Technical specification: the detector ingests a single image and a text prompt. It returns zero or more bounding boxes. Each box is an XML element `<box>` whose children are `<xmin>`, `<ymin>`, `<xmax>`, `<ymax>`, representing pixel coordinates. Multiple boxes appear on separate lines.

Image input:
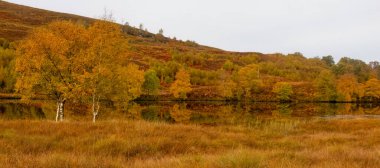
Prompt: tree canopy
<box><xmin>272</xmin><ymin>82</ymin><xmax>293</xmax><ymax>102</ymax></box>
<box><xmin>142</xmin><ymin>70</ymin><xmax>160</xmax><ymax>96</ymax></box>
<box><xmin>170</xmin><ymin>68</ymin><xmax>192</xmax><ymax>100</ymax></box>
<box><xmin>15</xmin><ymin>20</ymin><xmax>144</xmax><ymax>121</ymax></box>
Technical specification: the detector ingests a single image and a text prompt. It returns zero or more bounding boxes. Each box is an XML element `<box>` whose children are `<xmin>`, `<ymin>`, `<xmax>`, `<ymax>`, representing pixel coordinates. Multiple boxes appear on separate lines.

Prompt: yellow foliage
<box><xmin>336</xmin><ymin>74</ymin><xmax>359</xmax><ymax>101</ymax></box>
<box><xmin>218</xmin><ymin>78</ymin><xmax>237</xmax><ymax>99</ymax></box>
<box><xmin>272</xmin><ymin>82</ymin><xmax>293</xmax><ymax>101</ymax></box>
<box><xmin>236</xmin><ymin>64</ymin><xmax>262</xmax><ymax>99</ymax></box>
<box><xmin>170</xmin><ymin>69</ymin><xmax>192</xmax><ymax>99</ymax></box>
<box><xmin>16</xmin><ymin>21</ymin><xmax>88</xmax><ymax>100</ymax></box>
<box><xmin>15</xmin><ymin>20</ymin><xmax>144</xmax><ymax>121</ymax></box>
<box><xmin>170</xmin><ymin>104</ymin><xmax>192</xmax><ymax>123</ymax></box>
<box><xmin>15</xmin><ymin>20</ymin><xmax>133</xmax><ymax>103</ymax></box>
<box><xmin>111</xmin><ymin>64</ymin><xmax>145</xmax><ymax>103</ymax></box>
<box><xmin>364</xmin><ymin>78</ymin><xmax>380</xmax><ymax>99</ymax></box>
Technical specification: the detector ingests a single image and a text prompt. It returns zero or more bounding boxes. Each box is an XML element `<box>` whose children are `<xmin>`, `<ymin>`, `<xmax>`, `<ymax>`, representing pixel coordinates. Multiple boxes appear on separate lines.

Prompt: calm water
<box><xmin>1</xmin><ymin>100</ymin><xmax>380</xmax><ymax>124</ymax></box>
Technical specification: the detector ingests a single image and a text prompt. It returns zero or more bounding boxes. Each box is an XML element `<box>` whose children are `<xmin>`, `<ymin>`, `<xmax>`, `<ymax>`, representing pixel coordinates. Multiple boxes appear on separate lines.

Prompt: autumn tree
<box><xmin>16</xmin><ymin>20</ymin><xmax>143</xmax><ymax>122</ymax></box>
<box><xmin>314</xmin><ymin>70</ymin><xmax>337</xmax><ymax>101</ymax></box>
<box><xmin>81</xmin><ymin>20</ymin><xmax>131</xmax><ymax>122</ymax></box>
<box><xmin>334</xmin><ymin>57</ymin><xmax>371</xmax><ymax>82</ymax></box>
<box><xmin>218</xmin><ymin>79</ymin><xmax>237</xmax><ymax>100</ymax></box>
<box><xmin>142</xmin><ymin>69</ymin><xmax>160</xmax><ymax>96</ymax></box>
<box><xmin>0</xmin><ymin>46</ymin><xmax>16</xmax><ymax>92</ymax></box>
<box><xmin>16</xmin><ymin>21</ymin><xmax>89</xmax><ymax>121</ymax></box>
<box><xmin>336</xmin><ymin>74</ymin><xmax>359</xmax><ymax>102</ymax></box>
<box><xmin>152</xmin><ymin>61</ymin><xmax>181</xmax><ymax>83</ymax></box>
<box><xmin>170</xmin><ymin>68</ymin><xmax>192</xmax><ymax>100</ymax></box>
<box><xmin>217</xmin><ymin>69</ymin><xmax>236</xmax><ymax>100</ymax></box>
<box><xmin>272</xmin><ymin>82</ymin><xmax>293</xmax><ymax>102</ymax></box>
<box><xmin>235</xmin><ymin>64</ymin><xmax>262</xmax><ymax>100</ymax></box>
<box><xmin>369</xmin><ymin>61</ymin><xmax>380</xmax><ymax>79</ymax></box>
<box><xmin>363</xmin><ymin>78</ymin><xmax>380</xmax><ymax>101</ymax></box>
<box><xmin>222</xmin><ymin>60</ymin><xmax>234</xmax><ymax>71</ymax></box>
<box><xmin>109</xmin><ymin>64</ymin><xmax>145</xmax><ymax>105</ymax></box>
<box><xmin>321</xmin><ymin>55</ymin><xmax>335</xmax><ymax>67</ymax></box>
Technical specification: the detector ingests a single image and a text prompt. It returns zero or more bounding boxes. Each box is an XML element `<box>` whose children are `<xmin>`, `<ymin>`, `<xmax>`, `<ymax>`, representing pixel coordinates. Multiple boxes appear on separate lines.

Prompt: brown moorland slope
<box><xmin>0</xmin><ymin>1</ymin><xmax>231</xmax><ymax>69</ymax></box>
<box><xmin>0</xmin><ymin>1</ymin><xmax>335</xmax><ymax>101</ymax></box>
<box><xmin>1</xmin><ymin>1</ymin><xmax>379</xmax><ymax>102</ymax></box>
<box><xmin>0</xmin><ymin>1</ymin><xmax>97</xmax><ymax>41</ymax></box>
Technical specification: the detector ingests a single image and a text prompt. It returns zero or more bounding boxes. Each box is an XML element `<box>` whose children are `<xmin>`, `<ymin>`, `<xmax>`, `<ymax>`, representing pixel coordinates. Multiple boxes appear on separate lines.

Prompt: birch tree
<box><xmin>16</xmin><ymin>21</ymin><xmax>88</xmax><ymax>121</ymax></box>
<box><xmin>82</xmin><ymin>20</ymin><xmax>128</xmax><ymax>122</ymax></box>
<box><xmin>16</xmin><ymin>20</ymin><xmax>143</xmax><ymax>122</ymax></box>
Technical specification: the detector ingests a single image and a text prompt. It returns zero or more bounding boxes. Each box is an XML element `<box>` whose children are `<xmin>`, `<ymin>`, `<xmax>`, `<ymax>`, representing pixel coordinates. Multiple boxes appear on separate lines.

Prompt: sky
<box><xmin>6</xmin><ymin>0</ymin><xmax>380</xmax><ymax>63</ymax></box>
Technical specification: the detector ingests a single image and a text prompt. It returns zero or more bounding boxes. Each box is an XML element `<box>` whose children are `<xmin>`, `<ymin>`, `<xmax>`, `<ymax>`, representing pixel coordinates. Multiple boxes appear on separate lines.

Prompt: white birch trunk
<box><xmin>55</xmin><ymin>101</ymin><xmax>60</xmax><ymax>122</ymax></box>
<box><xmin>55</xmin><ymin>99</ymin><xmax>65</xmax><ymax>122</ymax></box>
<box><xmin>59</xmin><ymin>101</ymin><xmax>64</xmax><ymax>121</ymax></box>
<box><xmin>92</xmin><ymin>94</ymin><xmax>100</xmax><ymax>123</ymax></box>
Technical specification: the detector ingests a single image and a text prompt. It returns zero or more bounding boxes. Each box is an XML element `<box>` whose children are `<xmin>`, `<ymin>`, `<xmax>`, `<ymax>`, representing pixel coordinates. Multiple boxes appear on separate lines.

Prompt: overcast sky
<box><xmin>7</xmin><ymin>0</ymin><xmax>380</xmax><ymax>62</ymax></box>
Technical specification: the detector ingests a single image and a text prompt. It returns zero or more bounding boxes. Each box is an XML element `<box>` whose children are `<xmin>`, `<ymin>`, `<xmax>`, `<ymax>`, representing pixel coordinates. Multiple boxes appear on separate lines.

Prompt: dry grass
<box><xmin>0</xmin><ymin>118</ymin><xmax>379</xmax><ymax>167</ymax></box>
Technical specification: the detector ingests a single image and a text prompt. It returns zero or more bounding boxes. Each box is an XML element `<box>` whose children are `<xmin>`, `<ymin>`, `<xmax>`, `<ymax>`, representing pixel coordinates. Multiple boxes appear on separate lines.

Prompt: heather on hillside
<box><xmin>1</xmin><ymin>1</ymin><xmax>380</xmax><ymax>168</ymax></box>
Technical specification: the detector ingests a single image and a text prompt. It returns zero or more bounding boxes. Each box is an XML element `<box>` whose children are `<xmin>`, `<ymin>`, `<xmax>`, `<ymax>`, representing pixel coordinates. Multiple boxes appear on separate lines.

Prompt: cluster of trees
<box><xmin>0</xmin><ymin>38</ymin><xmax>16</xmax><ymax>93</ymax></box>
<box><xmin>15</xmin><ymin>20</ymin><xmax>149</xmax><ymax>122</ymax></box>
<box><xmin>12</xmin><ymin>20</ymin><xmax>195</xmax><ymax>122</ymax></box>
<box><xmin>121</xmin><ymin>22</ymin><xmax>169</xmax><ymax>43</ymax></box>
<box><xmin>314</xmin><ymin>56</ymin><xmax>380</xmax><ymax>102</ymax></box>
<box><xmin>2</xmin><ymin>19</ymin><xmax>380</xmax><ymax>123</ymax></box>
<box><xmin>217</xmin><ymin>64</ymin><xmax>263</xmax><ymax>100</ymax></box>
<box><xmin>152</xmin><ymin>61</ymin><xmax>181</xmax><ymax>83</ymax></box>
<box><xmin>215</xmin><ymin>55</ymin><xmax>380</xmax><ymax>102</ymax></box>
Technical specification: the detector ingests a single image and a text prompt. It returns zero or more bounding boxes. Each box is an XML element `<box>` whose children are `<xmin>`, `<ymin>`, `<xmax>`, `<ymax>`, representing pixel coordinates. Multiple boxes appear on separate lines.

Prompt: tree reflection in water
<box><xmin>170</xmin><ymin>104</ymin><xmax>192</xmax><ymax>123</ymax></box>
<box><xmin>1</xmin><ymin>100</ymin><xmax>380</xmax><ymax>124</ymax></box>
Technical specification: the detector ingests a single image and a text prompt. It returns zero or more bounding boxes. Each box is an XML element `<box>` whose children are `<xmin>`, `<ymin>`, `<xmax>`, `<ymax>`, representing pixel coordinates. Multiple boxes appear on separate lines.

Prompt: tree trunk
<box><xmin>55</xmin><ymin>101</ymin><xmax>59</xmax><ymax>122</ymax></box>
<box><xmin>59</xmin><ymin>101</ymin><xmax>64</xmax><ymax>121</ymax></box>
<box><xmin>55</xmin><ymin>98</ymin><xmax>66</xmax><ymax>122</ymax></box>
<box><xmin>92</xmin><ymin>94</ymin><xmax>100</xmax><ymax>123</ymax></box>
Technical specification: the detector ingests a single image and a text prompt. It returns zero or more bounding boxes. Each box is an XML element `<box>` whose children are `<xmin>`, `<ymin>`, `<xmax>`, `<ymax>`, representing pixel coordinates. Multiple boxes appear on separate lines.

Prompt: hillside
<box><xmin>0</xmin><ymin>1</ymin><xmax>221</xmax><ymax>51</ymax></box>
<box><xmin>1</xmin><ymin>1</ymin><xmax>380</xmax><ymax>102</ymax></box>
<box><xmin>0</xmin><ymin>1</ymin><xmax>97</xmax><ymax>41</ymax></box>
<box><xmin>0</xmin><ymin>1</ymin><xmax>228</xmax><ymax>67</ymax></box>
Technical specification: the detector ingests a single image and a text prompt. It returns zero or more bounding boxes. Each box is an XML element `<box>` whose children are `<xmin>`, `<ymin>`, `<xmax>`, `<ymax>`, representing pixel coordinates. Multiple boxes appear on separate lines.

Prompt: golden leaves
<box><xmin>218</xmin><ymin>78</ymin><xmax>237</xmax><ymax>99</ymax></box>
<box><xmin>236</xmin><ymin>64</ymin><xmax>262</xmax><ymax>99</ymax></box>
<box><xmin>15</xmin><ymin>20</ymin><xmax>137</xmax><ymax>103</ymax></box>
<box><xmin>336</xmin><ymin>74</ymin><xmax>359</xmax><ymax>101</ymax></box>
<box><xmin>170</xmin><ymin>69</ymin><xmax>192</xmax><ymax>99</ymax></box>
<box><xmin>364</xmin><ymin>78</ymin><xmax>380</xmax><ymax>99</ymax></box>
<box><xmin>272</xmin><ymin>82</ymin><xmax>293</xmax><ymax>101</ymax></box>
<box><xmin>110</xmin><ymin>64</ymin><xmax>145</xmax><ymax>103</ymax></box>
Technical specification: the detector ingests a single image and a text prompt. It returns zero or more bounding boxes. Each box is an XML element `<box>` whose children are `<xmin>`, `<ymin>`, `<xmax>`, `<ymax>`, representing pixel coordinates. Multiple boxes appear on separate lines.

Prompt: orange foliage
<box><xmin>170</xmin><ymin>69</ymin><xmax>192</xmax><ymax>99</ymax></box>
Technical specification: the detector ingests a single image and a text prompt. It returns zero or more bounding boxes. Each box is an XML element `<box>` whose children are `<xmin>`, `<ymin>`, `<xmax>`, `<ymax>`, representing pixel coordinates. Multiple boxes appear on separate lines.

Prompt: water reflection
<box><xmin>0</xmin><ymin>101</ymin><xmax>46</xmax><ymax>119</ymax></box>
<box><xmin>1</xmin><ymin>100</ymin><xmax>380</xmax><ymax>125</ymax></box>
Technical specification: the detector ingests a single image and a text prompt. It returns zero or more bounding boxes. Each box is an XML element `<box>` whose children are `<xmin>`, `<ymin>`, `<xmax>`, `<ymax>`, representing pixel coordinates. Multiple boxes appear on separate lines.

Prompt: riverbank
<box><xmin>0</xmin><ymin>93</ymin><xmax>20</xmax><ymax>99</ymax></box>
<box><xmin>0</xmin><ymin>119</ymin><xmax>379</xmax><ymax>167</ymax></box>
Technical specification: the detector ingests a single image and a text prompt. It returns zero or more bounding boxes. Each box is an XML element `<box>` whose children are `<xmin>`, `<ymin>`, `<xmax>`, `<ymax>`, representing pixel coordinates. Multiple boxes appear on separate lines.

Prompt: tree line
<box><xmin>1</xmin><ymin>20</ymin><xmax>380</xmax><ymax>122</ymax></box>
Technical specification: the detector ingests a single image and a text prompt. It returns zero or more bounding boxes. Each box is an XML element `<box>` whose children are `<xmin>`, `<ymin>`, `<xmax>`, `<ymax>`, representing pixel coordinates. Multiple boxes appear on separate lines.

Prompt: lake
<box><xmin>1</xmin><ymin>100</ymin><xmax>380</xmax><ymax>125</ymax></box>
